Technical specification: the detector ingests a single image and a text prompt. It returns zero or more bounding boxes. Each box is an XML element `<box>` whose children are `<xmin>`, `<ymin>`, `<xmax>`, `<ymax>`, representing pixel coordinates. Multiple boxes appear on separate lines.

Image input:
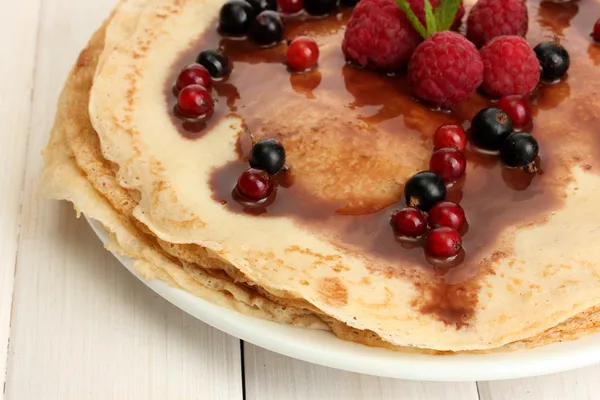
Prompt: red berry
<box><xmin>408</xmin><ymin>31</ymin><xmax>483</xmax><ymax>109</ymax></box>
<box><xmin>593</xmin><ymin>19</ymin><xmax>600</xmax><ymax>42</ymax></box>
<box><xmin>176</xmin><ymin>64</ymin><xmax>212</xmax><ymax>92</ymax></box>
<box><xmin>236</xmin><ymin>168</ymin><xmax>273</xmax><ymax>201</ymax></box>
<box><xmin>480</xmin><ymin>36</ymin><xmax>540</xmax><ymax>97</ymax></box>
<box><xmin>428</xmin><ymin>201</ymin><xmax>466</xmax><ymax>231</ymax></box>
<box><xmin>342</xmin><ymin>0</ymin><xmax>422</xmax><ymax>71</ymax></box>
<box><xmin>497</xmin><ymin>95</ymin><xmax>532</xmax><ymax>129</ymax></box>
<box><xmin>177</xmin><ymin>84</ymin><xmax>214</xmax><ymax>118</ymax></box>
<box><xmin>287</xmin><ymin>37</ymin><xmax>320</xmax><ymax>71</ymax></box>
<box><xmin>426</xmin><ymin>227</ymin><xmax>462</xmax><ymax>259</ymax></box>
<box><xmin>466</xmin><ymin>0</ymin><xmax>528</xmax><ymax>47</ymax></box>
<box><xmin>390</xmin><ymin>207</ymin><xmax>428</xmax><ymax>238</ymax></box>
<box><xmin>433</xmin><ymin>124</ymin><xmax>467</xmax><ymax>152</ymax></box>
<box><xmin>429</xmin><ymin>148</ymin><xmax>466</xmax><ymax>184</ymax></box>
<box><xmin>278</xmin><ymin>0</ymin><xmax>303</xmax><ymax>13</ymax></box>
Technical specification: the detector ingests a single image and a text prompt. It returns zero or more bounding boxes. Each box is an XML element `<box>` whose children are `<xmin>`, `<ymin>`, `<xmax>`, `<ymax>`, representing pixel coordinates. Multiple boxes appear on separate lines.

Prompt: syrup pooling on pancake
<box><xmin>164</xmin><ymin>0</ymin><xmax>600</xmax><ymax>327</ymax></box>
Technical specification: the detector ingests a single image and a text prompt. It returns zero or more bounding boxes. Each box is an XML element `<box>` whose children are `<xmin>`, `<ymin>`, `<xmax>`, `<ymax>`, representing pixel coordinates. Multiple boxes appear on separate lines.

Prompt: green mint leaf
<box><xmin>434</xmin><ymin>0</ymin><xmax>462</xmax><ymax>31</ymax></box>
<box><xmin>395</xmin><ymin>0</ymin><xmax>427</xmax><ymax>39</ymax></box>
<box><xmin>423</xmin><ymin>0</ymin><xmax>437</xmax><ymax>37</ymax></box>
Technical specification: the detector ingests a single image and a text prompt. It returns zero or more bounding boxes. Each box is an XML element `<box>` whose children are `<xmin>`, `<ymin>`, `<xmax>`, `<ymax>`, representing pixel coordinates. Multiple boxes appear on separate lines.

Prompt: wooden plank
<box><xmin>244</xmin><ymin>344</ymin><xmax>480</xmax><ymax>400</ymax></box>
<box><xmin>478</xmin><ymin>365</ymin><xmax>600</xmax><ymax>400</ymax></box>
<box><xmin>0</xmin><ymin>0</ymin><xmax>42</xmax><ymax>394</ymax></box>
<box><xmin>5</xmin><ymin>0</ymin><xmax>243</xmax><ymax>398</ymax></box>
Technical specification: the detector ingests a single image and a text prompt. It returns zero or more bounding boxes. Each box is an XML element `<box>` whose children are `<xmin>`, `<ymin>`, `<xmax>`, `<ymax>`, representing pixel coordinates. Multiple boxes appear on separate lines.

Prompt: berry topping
<box><xmin>479</xmin><ymin>36</ymin><xmax>540</xmax><ymax>97</ymax></box>
<box><xmin>249</xmin><ymin>138</ymin><xmax>286</xmax><ymax>175</ymax></box>
<box><xmin>408</xmin><ymin>31</ymin><xmax>483</xmax><ymax>109</ymax></box>
<box><xmin>340</xmin><ymin>0</ymin><xmax>360</xmax><ymax>7</ymax></box>
<box><xmin>342</xmin><ymin>0</ymin><xmax>421</xmax><ymax>71</ymax></box>
<box><xmin>249</xmin><ymin>10</ymin><xmax>284</xmax><ymax>46</ymax></box>
<box><xmin>433</xmin><ymin>124</ymin><xmax>467</xmax><ymax>152</ymax></box>
<box><xmin>594</xmin><ymin>19</ymin><xmax>600</xmax><ymax>42</ymax></box>
<box><xmin>177</xmin><ymin>84</ymin><xmax>214</xmax><ymax>118</ymax></box>
<box><xmin>404</xmin><ymin>171</ymin><xmax>447</xmax><ymax>211</ymax></box>
<box><xmin>287</xmin><ymin>37</ymin><xmax>320</xmax><ymax>71</ymax></box>
<box><xmin>466</xmin><ymin>0</ymin><xmax>528</xmax><ymax>47</ymax></box>
<box><xmin>497</xmin><ymin>95</ymin><xmax>532</xmax><ymax>130</ymax></box>
<box><xmin>304</xmin><ymin>0</ymin><xmax>338</xmax><ymax>16</ymax></box>
<box><xmin>471</xmin><ymin>107</ymin><xmax>514</xmax><ymax>152</ymax></box>
<box><xmin>426</xmin><ymin>227</ymin><xmax>462</xmax><ymax>259</ymax></box>
<box><xmin>237</xmin><ymin>168</ymin><xmax>273</xmax><ymax>201</ymax></box>
<box><xmin>390</xmin><ymin>207</ymin><xmax>428</xmax><ymax>238</ymax></box>
<box><xmin>219</xmin><ymin>0</ymin><xmax>256</xmax><ymax>36</ymax></box>
<box><xmin>534</xmin><ymin>41</ymin><xmax>570</xmax><ymax>82</ymax></box>
<box><xmin>197</xmin><ymin>49</ymin><xmax>230</xmax><ymax>79</ymax></box>
<box><xmin>428</xmin><ymin>201</ymin><xmax>466</xmax><ymax>232</ymax></box>
<box><xmin>247</xmin><ymin>0</ymin><xmax>277</xmax><ymax>13</ymax></box>
<box><xmin>175</xmin><ymin>64</ymin><xmax>212</xmax><ymax>92</ymax></box>
<box><xmin>277</xmin><ymin>0</ymin><xmax>304</xmax><ymax>13</ymax></box>
<box><xmin>429</xmin><ymin>148</ymin><xmax>466</xmax><ymax>184</ymax></box>
<box><xmin>500</xmin><ymin>132</ymin><xmax>539</xmax><ymax>169</ymax></box>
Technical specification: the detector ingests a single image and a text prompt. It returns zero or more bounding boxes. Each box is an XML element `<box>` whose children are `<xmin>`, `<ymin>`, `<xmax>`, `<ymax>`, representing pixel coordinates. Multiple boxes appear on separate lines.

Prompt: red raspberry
<box><xmin>593</xmin><ymin>19</ymin><xmax>600</xmax><ymax>42</ymax></box>
<box><xmin>479</xmin><ymin>36</ymin><xmax>540</xmax><ymax>97</ymax></box>
<box><xmin>342</xmin><ymin>0</ymin><xmax>422</xmax><ymax>71</ymax></box>
<box><xmin>408</xmin><ymin>31</ymin><xmax>483</xmax><ymax>109</ymax></box>
<box><xmin>407</xmin><ymin>0</ymin><xmax>465</xmax><ymax>29</ymax></box>
<box><xmin>467</xmin><ymin>0</ymin><xmax>528</xmax><ymax>47</ymax></box>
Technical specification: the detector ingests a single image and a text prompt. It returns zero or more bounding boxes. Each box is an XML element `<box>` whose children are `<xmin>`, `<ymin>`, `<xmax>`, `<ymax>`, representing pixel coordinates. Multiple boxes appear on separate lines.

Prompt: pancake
<box><xmin>42</xmin><ymin>14</ymin><xmax>326</xmax><ymax>330</ymax></box>
<box><xmin>41</xmin><ymin>0</ymin><xmax>600</xmax><ymax>352</ymax></box>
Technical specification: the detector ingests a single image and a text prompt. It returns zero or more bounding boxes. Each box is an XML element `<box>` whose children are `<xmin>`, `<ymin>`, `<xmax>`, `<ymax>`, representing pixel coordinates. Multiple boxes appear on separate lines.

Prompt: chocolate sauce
<box><xmin>167</xmin><ymin>0</ymin><xmax>600</xmax><ymax>327</ymax></box>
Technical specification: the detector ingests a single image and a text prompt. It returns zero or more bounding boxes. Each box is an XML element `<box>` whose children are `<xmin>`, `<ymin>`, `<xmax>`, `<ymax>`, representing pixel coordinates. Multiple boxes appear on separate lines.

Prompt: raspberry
<box><xmin>407</xmin><ymin>0</ymin><xmax>465</xmax><ymax>29</ymax></box>
<box><xmin>408</xmin><ymin>31</ymin><xmax>483</xmax><ymax>109</ymax></box>
<box><xmin>342</xmin><ymin>0</ymin><xmax>422</xmax><ymax>71</ymax></box>
<box><xmin>466</xmin><ymin>0</ymin><xmax>528</xmax><ymax>47</ymax></box>
<box><xmin>479</xmin><ymin>36</ymin><xmax>540</xmax><ymax>97</ymax></box>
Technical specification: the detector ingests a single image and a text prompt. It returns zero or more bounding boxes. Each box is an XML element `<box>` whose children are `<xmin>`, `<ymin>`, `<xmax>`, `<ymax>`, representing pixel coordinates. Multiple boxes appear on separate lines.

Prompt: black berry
<box><xmin>500</xmin><ymin>132</ymin><xmax>539</xmax><ymax>169</ymax></box>
<box><xmin>219</xmin><ymin>0</ymin><xmax>256</xmax><ymax>36</ymax></box>
<box><xmin>404</xmin><ymin>171</ymin><xmax>446</xmax><ymax>212</ymax></box>
<box><xmin>471</xmin><ymin>108</ymin><xmax>514</xmax><ymax>152</ymax></box>
<box><xmin>196</xmin><ymin>49</ymin><xmax>230</xmax><ymax>79</ymax></box>
<box><xmin>534</xmin><ymin>42</ymin><xmax>570</xmax><ymax>82</ymax></box>
<box><xmin>249</xmin><ymin>138</ymin><xmax>286</xmax><ymax>174</ymax></box>
<box><xmin>339</xmin><ymin>0</ymin><xmax>359</xmax><ymax>6</ymax></box>
<box><xmin>304</xmin><ymin>0</ymin><xmax>338</xmax><ymax>16</ymax></box>
<box><xmin>247</xmin><ymin>0</ymin><xmax>277</xmax><ymax>13</ymax></box>
<box><xmin>249</xmin><ymin>11</ymin><xmax>284</xmax><ymax>47</ymax></box>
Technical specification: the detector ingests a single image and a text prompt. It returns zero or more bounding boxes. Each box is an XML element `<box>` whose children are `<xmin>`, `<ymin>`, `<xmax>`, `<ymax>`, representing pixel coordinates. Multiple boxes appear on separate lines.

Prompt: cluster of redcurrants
<box><xmin>173</xmin><ymin>50</ymin><xmax>230</xmax><ymax>120</ymax></box>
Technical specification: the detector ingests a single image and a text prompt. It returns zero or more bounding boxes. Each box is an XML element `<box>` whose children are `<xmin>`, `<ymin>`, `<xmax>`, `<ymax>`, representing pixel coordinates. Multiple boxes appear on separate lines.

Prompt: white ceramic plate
<box><xmin>87</xmin><ymin>217</ymin><xmax>600</xmax><ymax>381</ymax></box>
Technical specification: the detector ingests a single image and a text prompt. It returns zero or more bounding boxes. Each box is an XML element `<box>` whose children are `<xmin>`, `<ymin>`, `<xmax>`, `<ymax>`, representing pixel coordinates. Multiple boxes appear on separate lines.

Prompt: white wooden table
<box><xmin>2</xmin><ymin>0</ymin><xmax>600</xmax><ymax>398</ymax></box>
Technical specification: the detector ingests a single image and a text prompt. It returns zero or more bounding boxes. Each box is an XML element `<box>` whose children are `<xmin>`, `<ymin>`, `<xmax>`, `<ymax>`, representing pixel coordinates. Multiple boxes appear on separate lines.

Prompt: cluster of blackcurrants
<box><xmin>173</xmin><ymin>49</ymin><xmax>230</xmax><ymax>120</ymax></box>
<box><xmin>219</xmin><ymin>0</ymin><xmax>357</xmax><ymax>47</ymax></box>
<box><xmin>235</xmin><ymin>138</ymin><xmax>287</xmax><ymax>204</ymax></box>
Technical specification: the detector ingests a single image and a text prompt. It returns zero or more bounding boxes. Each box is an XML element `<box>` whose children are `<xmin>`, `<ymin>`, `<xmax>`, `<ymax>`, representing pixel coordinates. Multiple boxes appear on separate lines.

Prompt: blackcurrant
<box><xmin>304</xmin><ymin>0</ymin><xmax>338</xmax><ymax>16</ymax></box>
<box><xmin>196</xmin><ymin>49</ymin><xmax>230</xmax><ymax>79</ymax></box>
<box><xmin>500</xmin><ymin>132</ymin><xmax>539</xmax><ymax>169</ymax></box>
<box><xmin>249</xmin><ymin>138</ymin><xmax>286</xmax><ymax>174</ymax></box>
<box><xmin>219</xmin><ymin>0</ymin><xmax>256</xmax><ymax>36</ymax></box>
<box><xmin>404</xmin><ymin>171</ymin><xmax>446</xmax><ymax>212</ymax></box>
<box><xmin>534</xmin><ymin>41</ymin><xmax>570</xmax><ymax>82</ymax></box>
<box><xmin>471</xmin><ymin>108</ymin><xmax>514</xmax><ymax>152</ymax></box>
<box><xmin>249</xmin><ymin>10</ymin><xmax>284</xmax><ymax>47</ymax></box>
<box><xmin>247</xmin><ymin>0</ymin><xmax>277</xmax><ymax>13</ymax></box>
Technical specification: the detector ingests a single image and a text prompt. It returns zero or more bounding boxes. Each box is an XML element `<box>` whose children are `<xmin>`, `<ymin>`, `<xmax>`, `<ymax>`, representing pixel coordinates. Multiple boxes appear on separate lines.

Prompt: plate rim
<box><xmin>86</xmin><ymin>216</ymin><xmax>600</xmax><ymax>381</ymax></box>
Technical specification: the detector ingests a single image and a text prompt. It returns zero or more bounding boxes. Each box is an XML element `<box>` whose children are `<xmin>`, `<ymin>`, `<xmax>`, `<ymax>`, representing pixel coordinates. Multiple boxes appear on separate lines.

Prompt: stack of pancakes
<box><xmin>41</xmin><ymin>0</ymin><xmax>600</xmax><ymax>353</ymax></box>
